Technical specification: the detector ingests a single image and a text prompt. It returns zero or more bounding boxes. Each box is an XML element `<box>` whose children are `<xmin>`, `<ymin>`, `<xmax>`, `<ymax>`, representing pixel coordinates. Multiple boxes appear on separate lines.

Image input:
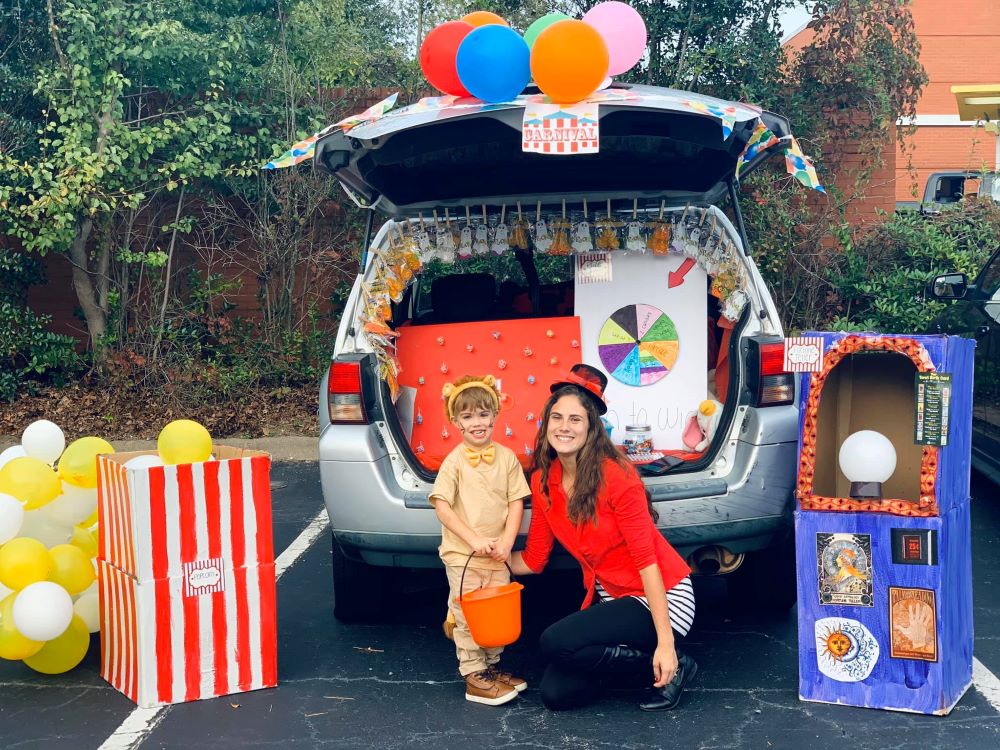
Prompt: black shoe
<box><xmin>592</xmin><ymin>645</ymin><xmax>652</xmax><ymax>674</ymax></box>
<box><xmin>639</xmin><ymin>651</ymin><xmax>698</xmax><ymax>711</ymax></box>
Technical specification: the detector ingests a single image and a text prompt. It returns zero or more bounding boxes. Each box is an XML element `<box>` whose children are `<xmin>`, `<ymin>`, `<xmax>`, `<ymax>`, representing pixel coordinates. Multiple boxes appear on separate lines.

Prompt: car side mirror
<box><xmin>930</xmin><ymin>273</ymin><xmax>968</xmax><ymax>300</ymax></box>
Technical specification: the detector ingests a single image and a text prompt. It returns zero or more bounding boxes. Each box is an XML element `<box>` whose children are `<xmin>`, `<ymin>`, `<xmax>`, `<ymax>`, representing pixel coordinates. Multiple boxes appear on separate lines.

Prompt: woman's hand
<box><xmin>470</xmin><ymin>536</ymin><xmax>497</xmax><ymax>556</ymax></box>
<box><xmin>490</xmin><ymin>540</ymin><xmax>512</xmax><ymax>562</ymax></box>
<box><xmin>652</xmin><ymin>643</ymin><xmax>679</xmax><ymax>688</ymax></box>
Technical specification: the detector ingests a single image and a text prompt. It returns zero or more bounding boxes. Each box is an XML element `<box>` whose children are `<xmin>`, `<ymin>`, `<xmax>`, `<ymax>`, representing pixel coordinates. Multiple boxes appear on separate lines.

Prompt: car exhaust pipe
<box><xmin>688</xmin><ymin>545</ymin><xmax>744</xmax><ymax>575</ymax></box>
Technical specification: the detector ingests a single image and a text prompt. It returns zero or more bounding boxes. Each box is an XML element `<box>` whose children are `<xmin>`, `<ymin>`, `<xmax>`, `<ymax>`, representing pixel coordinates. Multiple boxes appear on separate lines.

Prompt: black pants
<box><xmin>539</xmin><ymin>597</ymin><xmax>680</xmax><ymax>711</ymax></box>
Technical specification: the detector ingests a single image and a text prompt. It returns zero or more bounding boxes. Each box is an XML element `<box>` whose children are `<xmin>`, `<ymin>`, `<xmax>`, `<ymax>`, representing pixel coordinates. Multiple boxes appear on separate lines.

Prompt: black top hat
<box><xmin>550</xmin><ymin>363</ymin><xmax>609</xmax><ymax>415</ymax></box>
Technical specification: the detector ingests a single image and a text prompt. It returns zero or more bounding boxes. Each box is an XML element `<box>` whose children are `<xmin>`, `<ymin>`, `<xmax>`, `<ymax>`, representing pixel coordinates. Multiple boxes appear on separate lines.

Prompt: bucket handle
<box><xmin>458</xmin><ymin>551</ymin><xmax>516</xmax><ymax>602</ymax></box>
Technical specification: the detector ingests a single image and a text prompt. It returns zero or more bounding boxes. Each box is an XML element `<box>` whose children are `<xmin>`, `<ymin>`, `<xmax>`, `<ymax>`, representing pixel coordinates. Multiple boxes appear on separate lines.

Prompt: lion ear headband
<box><xmin>442</xmin><ymin>375</ymin><xmax>501</xmax><ymax>420</ymax></box>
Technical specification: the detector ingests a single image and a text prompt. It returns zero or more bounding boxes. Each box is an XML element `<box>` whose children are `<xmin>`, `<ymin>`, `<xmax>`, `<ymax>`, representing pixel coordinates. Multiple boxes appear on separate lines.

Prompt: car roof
<box><xmin>314</xmin><ymin>84</ymin><xmax>791</xmax><ymax>217</ymax></box>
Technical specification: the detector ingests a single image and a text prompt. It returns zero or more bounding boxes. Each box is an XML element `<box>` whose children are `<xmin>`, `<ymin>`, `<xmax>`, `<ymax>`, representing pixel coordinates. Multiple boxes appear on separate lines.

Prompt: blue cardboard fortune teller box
<box><xmin>792</xmin><ymin>333</ymin><xmax>975</xmax><ymax>715</ymax></box>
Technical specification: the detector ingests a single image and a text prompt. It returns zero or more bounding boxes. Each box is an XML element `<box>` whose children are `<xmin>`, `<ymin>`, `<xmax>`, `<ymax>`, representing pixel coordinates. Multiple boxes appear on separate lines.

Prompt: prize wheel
<box><xmin>598</xmin><ymin>304</ymin><xmax>679</xmax><ymax>386</ymax></box>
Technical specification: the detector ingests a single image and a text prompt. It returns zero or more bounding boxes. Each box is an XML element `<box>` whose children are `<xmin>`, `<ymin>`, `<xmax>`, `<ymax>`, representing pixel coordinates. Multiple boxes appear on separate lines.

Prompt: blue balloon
<box><xmin>456</xmin><ymin>25</ymin><xmax>530</xmax><ymax>104</ymax></box>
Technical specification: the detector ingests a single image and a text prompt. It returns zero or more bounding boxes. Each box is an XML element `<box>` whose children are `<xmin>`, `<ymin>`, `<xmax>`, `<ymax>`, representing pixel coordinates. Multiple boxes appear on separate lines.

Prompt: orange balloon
<box><xmin>531</xmin><ymin>20</ymin><xmax>609</xmax><ymax>104</ymax></box>
<box><xmin>462</xmin><ymin>11</ymin><xmax>508</xmax><ymax>28</ymax></box>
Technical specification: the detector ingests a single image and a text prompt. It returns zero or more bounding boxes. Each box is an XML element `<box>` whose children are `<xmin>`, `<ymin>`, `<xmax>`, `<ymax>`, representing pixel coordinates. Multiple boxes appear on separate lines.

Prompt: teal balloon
<box><xmin>523</xmin><ymin>12</ymin><xmax>571</xmax><ymax>49</ymax></box>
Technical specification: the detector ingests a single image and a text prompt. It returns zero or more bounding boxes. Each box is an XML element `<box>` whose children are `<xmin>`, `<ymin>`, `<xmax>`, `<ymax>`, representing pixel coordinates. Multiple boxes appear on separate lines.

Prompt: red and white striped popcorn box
<box><xmin>96</xmin><ymin>447</ymin><xmax>277</xmax><ymax>708</ymax></box>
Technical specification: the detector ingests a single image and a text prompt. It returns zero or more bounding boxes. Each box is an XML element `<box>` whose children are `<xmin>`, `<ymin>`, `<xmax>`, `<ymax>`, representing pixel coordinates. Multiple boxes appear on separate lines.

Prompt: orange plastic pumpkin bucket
<box><xmin>455</xmin><ymin>555</ymin><xmax>524</xmax><ymax>648</ymax></box>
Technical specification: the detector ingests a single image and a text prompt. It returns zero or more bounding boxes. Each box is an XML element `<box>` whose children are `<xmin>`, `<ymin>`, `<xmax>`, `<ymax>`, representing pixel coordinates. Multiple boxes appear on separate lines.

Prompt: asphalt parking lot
<box><xmin>2</xmin><ymin>462</ymin><xmax>1000</xmax><ymax>749</ymax></box>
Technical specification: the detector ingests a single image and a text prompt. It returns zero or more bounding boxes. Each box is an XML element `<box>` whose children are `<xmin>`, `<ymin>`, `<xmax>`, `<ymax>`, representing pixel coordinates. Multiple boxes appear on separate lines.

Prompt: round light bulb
<box><xmin>838</xmin><ymin>430</ymin><xmax>897</xmax><ymax>484</ymax></box>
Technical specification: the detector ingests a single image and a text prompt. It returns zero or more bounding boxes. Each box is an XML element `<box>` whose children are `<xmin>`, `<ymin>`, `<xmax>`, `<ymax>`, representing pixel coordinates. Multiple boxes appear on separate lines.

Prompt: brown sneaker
<box><xmin>443</xmin><ymin>609</ymin><xmax>456</xmax><ymax>641</ymax></box>
<box><xmin>487</xmin><ymin>665</ymin><xmax>527</xmax><ymax>693</ymax></box>
<box><xmin>465</xmin><ymin>670</ymin><xmax>519</xmax><ymax>706</ymax></box>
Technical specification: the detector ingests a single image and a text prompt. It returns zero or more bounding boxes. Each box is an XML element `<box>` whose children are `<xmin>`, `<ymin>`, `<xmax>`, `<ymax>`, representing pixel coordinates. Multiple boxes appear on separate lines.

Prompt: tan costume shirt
<box><xmin>429</xmin><ymin>442</ymin><xmax>530</xmax><ymax>570</ymax></box>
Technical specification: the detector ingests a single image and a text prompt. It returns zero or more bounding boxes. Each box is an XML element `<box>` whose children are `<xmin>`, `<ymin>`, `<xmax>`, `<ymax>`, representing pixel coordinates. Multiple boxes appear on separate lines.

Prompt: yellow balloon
<box><xmin>59</xmin><ymin>437</ymin><xmax>114</xmax><ymax>489</ymax></box>
<box><xmin>0</xmin><ymin>593</ymin><xmax>44</xmax><ymax>660</ymax></box>
<box><xmin>70</xmin><ymin>525</ymin><xmax>99</xmax><ymax>559</ymax></box>
<box><xmin>48</xmin><ymin>544</ymin><xmax>96</xmax><ymax>595</ymax></box>
<box><xmin>23</xmin><ymin>614</ymin><xmax>90</xmax><ymax>674</ymax></box>
<box><xmin>157</xmin><ymin>420</ymin><xmax>213</xmax><ymax>465</ymax></box>
<box><xmin>0</xmin><ymin>457</ymin><xmax>61</xmax><ymax>510</ymax></box>
<box><xmin>80</xmin><ymin>508</ymin><xmax>99</xmax><ymax>530</ymax></box>
<box><xmin>0</xmin><ymin>537</ymin><xmax>52</xmax><ymax>590</ymax></box>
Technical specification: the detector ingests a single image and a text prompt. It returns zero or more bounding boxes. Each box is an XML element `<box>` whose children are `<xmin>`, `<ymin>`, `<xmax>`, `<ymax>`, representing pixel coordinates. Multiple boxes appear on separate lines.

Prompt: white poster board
<box><xmin>574</xmin><ymin>253</ymin><xmax>707</xmax><ymax>449</ymax></box>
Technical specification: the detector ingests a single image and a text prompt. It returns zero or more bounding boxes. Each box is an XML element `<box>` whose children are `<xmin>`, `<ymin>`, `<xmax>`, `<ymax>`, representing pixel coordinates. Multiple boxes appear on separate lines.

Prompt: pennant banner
<box><xmin>784</xmin><ymin>136</ymin><xmax>826</xmax><ymax>193</ymax></box>
<box><xmin>263</xmin><ymin>92</ymin><xmax>399</xmax><ymax>170</ymax></box>
<box><xmin>736</xmin><ymin>120</ymin><xmax>781</xmax><ymax>178</ymax></box>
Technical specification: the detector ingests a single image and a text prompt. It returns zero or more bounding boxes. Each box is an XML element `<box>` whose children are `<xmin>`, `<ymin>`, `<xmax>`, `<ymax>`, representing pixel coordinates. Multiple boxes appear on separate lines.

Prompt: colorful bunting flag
<box><xmin>677</xmin><ymin>99</ymin><xmax>739</xmax><ymax>140</ymax></box>
<box><xmin>735</xmin><ymin>120</ymin><xmax>780</xmax><ymax>178</ymax></box>
<box><xmin>263</xmin><ymin>93</ymin><xmax>399</xmax><ymax>170</ymax></box>
<box><xmin>784</xmin><ymin>136</ymin><xmax>826</xmax><ymax>193</ymax></box>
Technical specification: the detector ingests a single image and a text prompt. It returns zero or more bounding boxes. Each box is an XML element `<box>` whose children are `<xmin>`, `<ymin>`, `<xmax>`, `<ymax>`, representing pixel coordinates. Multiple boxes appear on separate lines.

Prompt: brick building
<box><xmin>785</xmin><ymin>0</ymin><xmax>1000</xmax><ymax>204</ymax></box>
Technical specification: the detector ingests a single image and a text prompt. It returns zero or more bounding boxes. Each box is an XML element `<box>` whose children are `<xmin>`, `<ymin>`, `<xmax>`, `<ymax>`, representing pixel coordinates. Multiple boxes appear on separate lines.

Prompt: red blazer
<box><xmin>521</xmin><ymin>457</ymin><xmax>690</xmax><ymax>609</ymax></box>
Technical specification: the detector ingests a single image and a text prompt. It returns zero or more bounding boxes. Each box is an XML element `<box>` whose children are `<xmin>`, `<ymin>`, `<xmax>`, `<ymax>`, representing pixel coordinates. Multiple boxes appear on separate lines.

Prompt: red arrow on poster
<box><xmin>668</xmin><ymin>257</ymin><xmax>697</xmax><ymax>289</ymax></box>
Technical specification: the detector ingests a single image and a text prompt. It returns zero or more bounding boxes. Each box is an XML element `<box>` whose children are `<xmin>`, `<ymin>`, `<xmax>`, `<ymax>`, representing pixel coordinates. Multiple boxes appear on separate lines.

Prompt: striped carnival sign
<box><xmin>97</xmin><ymin>447</ymin><xmax>277</xmax><ymax>708</ymax></box>
<box><xmin>522</xmin><ymin>104</ymin><xmax>600</xmax><ymax>156</ymax></box>
<box><xmin>784</xmin><ymin>336</ymin><xmax>825</xmax><ymax>372</ymax></box>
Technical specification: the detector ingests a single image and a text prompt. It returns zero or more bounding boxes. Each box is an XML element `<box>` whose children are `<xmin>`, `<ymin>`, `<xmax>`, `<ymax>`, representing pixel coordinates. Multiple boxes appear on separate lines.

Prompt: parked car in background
<box><xmin>930</xmin><ymin>248</ymin><xmax>1000</xmax><ymax>480</ymax></box>
<box><xmin>898</xmin><ymin>170</ymin><xmax>1000</xmax><ymax>213</ymax></box>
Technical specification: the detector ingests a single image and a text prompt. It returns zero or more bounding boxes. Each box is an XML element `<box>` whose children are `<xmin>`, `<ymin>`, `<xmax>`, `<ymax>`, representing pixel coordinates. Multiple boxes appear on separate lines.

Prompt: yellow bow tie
<box><xmin>464</xmin><ymin>444</ymin><xmax>496</xmax><ymax>467</ymax></box>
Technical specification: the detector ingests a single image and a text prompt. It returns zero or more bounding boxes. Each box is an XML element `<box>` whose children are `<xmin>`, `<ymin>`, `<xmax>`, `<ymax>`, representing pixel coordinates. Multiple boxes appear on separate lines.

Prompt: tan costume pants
<box><xmin>445</xmin><ymin>563</ymin><xmax>510</xmax><ymax>676</ymax></box>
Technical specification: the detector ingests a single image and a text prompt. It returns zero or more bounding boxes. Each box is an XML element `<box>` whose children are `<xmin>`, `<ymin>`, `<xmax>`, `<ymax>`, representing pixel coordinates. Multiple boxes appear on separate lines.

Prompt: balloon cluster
<box><xmin>420</xmin><ymin>2</ymin><xmax>647</xmax><ymax>105</ymax></box>
<box><xmin>0</xmin><ymin>418</ymin><xmax>214</xmax><ymax>674</ymax></box>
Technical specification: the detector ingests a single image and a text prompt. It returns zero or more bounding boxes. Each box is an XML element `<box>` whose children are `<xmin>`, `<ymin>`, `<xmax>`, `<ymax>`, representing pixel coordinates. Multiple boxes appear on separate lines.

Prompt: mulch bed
<box><xmin>0</xmin><ymin>383</ymin><xmax>318</xmax><ymax>440</ymax></box>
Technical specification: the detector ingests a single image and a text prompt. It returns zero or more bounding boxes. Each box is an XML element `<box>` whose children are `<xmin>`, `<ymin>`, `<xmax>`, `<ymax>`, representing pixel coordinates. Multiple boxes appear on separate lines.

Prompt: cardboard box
<box><xmin>794</xmin><ymin>333</ymin><xmax>975</xmax><ymax>715</ymax></box>
<box><xmin>96</xmin><ymin>447</ymin><xmax>277</xmax><ymax>708</ymax></box>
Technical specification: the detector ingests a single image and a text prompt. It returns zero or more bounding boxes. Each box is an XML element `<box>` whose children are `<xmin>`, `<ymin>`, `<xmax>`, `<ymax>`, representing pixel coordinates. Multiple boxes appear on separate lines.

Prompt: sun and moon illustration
<box><xmin>814</xmin><ymin>617</ymin><xmax>879</xmax><ymax>682</ymax></box>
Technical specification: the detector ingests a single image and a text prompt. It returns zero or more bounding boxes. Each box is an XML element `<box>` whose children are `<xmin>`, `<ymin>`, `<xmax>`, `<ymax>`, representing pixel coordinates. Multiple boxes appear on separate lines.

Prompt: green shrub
<box><xmin>825</xmin><ymin>200</ymin><xmax>1000</xmax><ymax>333</ymax></box>
<box><xmin>0</xmin><ymin>250</ymin><xmax>80</xmax><ymax>401</ymax></box>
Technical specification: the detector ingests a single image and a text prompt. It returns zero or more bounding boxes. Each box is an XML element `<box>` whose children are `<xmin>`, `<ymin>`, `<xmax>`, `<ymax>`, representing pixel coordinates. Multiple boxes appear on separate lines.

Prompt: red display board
<box><xmin>395</xmin><ymin>317</ymin><xmax>583</xmax><ymax>470</ymax></box>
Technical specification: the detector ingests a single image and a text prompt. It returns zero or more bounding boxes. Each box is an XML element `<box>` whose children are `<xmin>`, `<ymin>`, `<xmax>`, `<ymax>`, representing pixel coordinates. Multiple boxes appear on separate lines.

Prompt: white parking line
<box><xmin>974</xmin><ymin>657</ymin><xmax>1000</xmax><ymax>713</ymax></box>
<box><xmin>97</xmin><ymin>510</ymin><xmax>329</xmax><ymax>750</ymax></box>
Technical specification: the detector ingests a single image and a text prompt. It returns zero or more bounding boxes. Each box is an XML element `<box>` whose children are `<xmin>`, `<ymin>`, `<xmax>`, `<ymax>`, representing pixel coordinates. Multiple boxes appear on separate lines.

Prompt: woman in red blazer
<box><xmin>510</xmin><ymin>366</ymin><xmax>697</xmax><ymax>711</ymax></box>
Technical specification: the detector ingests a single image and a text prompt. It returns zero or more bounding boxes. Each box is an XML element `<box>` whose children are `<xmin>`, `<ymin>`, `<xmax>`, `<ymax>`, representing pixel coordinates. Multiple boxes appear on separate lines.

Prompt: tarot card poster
<box><xmin>817</xmin><ymin>533</ymin><xmax>873</xmax><ymax>607</ymax></box>
<box><xmin>889</xmin><ymin>587</ymin><xmax>938</xmax><ymax>662</ymax></box>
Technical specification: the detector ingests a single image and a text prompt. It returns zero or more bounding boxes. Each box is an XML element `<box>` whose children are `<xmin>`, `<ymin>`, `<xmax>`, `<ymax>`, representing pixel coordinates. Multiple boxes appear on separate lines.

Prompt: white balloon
<box><xmin>0</xmin><ymin>493</ymin><xmax>25</xmax><ymax>545</ymax></box>
<box><xmin>73</xmin><ymin>592</ymin><xmax>101</xmax><ymax>633</ymax></box>
<box><xmin>20</xmin><ymin>420</ymin><xmax>66</xmax><ymax>465</ymax></box>
<box><xmin>124</xmin><ymin>454</ymin><xmax>165</xmax><ymax>471</ymax></box>
<box><xmin>18</xmin><ymin>509</ymin><xmax>73</xmax><ymax>548</ymax></box>
<box><xmin>41</xmin><ymin>482</ymin><xmax>98</xmax><ymax>527</ymax></box>
<box><xmin>13</xmin><ymin>581</ymin><xmax>74</xmax><ymax>641</ymax></box>
<box><xmin>0</xmin><ymin>445</ymin><xmax>27</xmax><ymax>470</ymax></box>
<box><xmin>80</xmin><ymin>579</ymin><xmax>98</xmax><ymax>598</ymax></box>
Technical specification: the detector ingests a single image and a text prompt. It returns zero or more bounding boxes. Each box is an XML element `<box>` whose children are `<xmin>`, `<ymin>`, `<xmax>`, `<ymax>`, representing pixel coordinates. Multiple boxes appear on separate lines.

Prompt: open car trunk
<box><xmin>357</xmin><ymin>203</ymin><xmax>755</xmax><ymax>479</ymax></box>
<box><xmin>318</xmin><ymin>85</ymin><xmax>794</xmax><ymax>481</ymax></box>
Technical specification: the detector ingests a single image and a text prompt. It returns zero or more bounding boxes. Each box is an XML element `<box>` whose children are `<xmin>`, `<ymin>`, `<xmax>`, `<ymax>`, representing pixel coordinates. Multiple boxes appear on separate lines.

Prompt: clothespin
<box><xmin>537</xmin><ymin>201</ymin><xmax>542</xmax><ymax>221</ymax></box>
<box><xmin>607</xmin><ymin>199</ymin><xmax>612</xmax><ymax>219</ymax></box>
<box><xmin>517</xmin><ymin>201</ymin><xmax>522</xmax><ymax>220</ymax></box>
<box><xmin>500</xmin><ymin>204</ymin><xmax>506</xmax><ymax>223</ymax></box>
<box><xmin>444</xmin><ymin>207</ymin><xmax>451</xmax><ymax>227</ymax></box>
<box><xmin>482</xmin><ymin>204</ymin><xmax>487</xmax><ymax>223</ymax></box>
<box><xmin>658</xmin><ymin>199</ymin><xmax>665</xmax><ymax>220</ymax></box>
<box><xmin>632</xmin><ymin>198</ymin><xmax>638</xmax><ymax>219</ymax></box>
<box><xmin>583</xmin><ymin>198</ymin><xmax>588</xmax><ymax>219</ymax></box>
<box><xmin>466</xmin><ymin>205</ymin><xmax>471</xmax><ymax>224</ymax></box>
<box><xmin>561</xmin><ymin>199</ymin><xmax>566</xmax><ymax>219</ymax></box>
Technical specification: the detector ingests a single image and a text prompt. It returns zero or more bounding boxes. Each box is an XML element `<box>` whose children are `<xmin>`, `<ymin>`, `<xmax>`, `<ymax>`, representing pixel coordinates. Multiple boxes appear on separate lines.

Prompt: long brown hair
<box><xmin>531</xmin><ymin>385</ymin><xmax>658</xmax><ymax>525</ymax></box>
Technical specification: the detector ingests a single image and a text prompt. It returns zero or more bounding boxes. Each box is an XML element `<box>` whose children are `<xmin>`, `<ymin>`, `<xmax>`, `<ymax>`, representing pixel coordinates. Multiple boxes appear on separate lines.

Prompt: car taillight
<box><xmin>328</xmin><ymin>361</ymin><xmax>369</xmax><ymax>424</ymax></box>
<box><xmin>751</xmin><ymin>340</ymin><xmax>795</xmax><ymax>406</ymax></box>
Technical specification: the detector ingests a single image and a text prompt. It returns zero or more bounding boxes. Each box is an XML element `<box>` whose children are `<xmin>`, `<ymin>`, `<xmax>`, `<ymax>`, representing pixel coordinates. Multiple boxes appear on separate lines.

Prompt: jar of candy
<box><xmin>623</xmin><ymin>425</ymin><xmax>653</xmax><ymax>456</ymax></box>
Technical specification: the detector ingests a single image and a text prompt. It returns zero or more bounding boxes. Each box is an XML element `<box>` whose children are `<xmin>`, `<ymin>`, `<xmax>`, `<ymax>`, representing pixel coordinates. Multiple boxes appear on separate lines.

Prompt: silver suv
<box><xmin>315</xmin><ymin>85</ymin><xmax>800</xmax><ymax>621</ymax></box>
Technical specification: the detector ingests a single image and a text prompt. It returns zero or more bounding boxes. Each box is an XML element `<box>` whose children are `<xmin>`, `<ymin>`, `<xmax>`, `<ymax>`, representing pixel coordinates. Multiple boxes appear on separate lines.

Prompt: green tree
<box><xmin>0</xmin><ymin>0</ymin><xmax>279</xmax><ymax>363</ymax></box>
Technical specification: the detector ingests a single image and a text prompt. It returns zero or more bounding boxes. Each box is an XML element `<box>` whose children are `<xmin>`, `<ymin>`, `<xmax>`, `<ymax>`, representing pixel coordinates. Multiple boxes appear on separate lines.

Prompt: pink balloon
<box><xmin>582</xmin><ymin>2</ymin><xmax>648</xmax><ymax>77</ymax></box>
